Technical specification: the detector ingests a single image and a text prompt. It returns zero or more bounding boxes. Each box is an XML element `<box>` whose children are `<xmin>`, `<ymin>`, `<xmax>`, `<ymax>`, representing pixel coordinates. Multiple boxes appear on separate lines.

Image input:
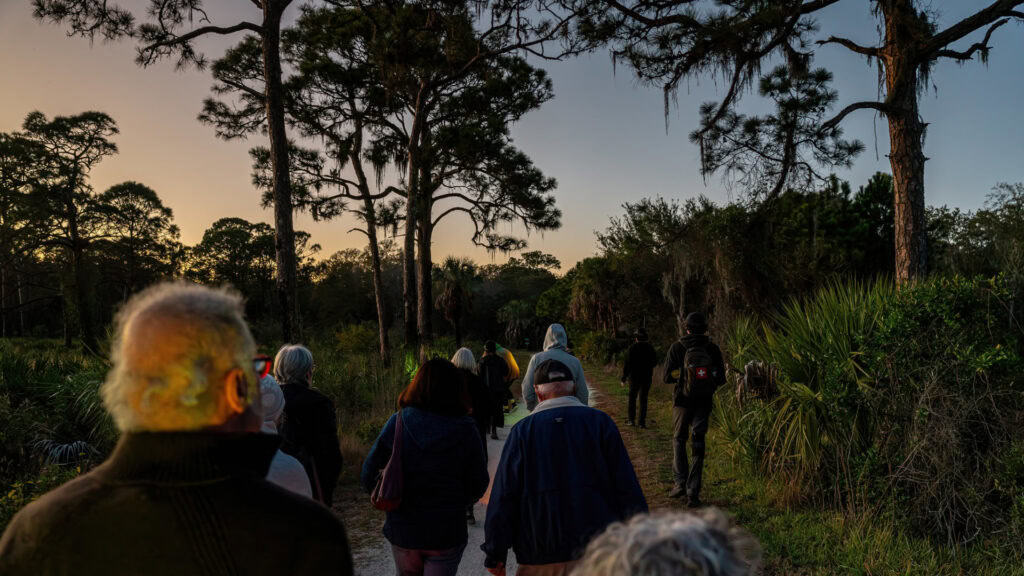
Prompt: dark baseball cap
<box><xmin>534</xmin><ymin>359</ymin><xmax>574</xmax><ymax>386</ymax></box>
<box><xmin>685</xmin><ymin>312</ymin><xmax>708</xmax><ymax>333</ymax></box>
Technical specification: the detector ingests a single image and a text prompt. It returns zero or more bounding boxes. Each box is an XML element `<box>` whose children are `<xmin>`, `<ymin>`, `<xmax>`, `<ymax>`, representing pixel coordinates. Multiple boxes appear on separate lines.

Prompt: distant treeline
<box><xmin>4</xmin><ymin>111</ymin><xmax>1021</xmax><ymax>356</ymax></box>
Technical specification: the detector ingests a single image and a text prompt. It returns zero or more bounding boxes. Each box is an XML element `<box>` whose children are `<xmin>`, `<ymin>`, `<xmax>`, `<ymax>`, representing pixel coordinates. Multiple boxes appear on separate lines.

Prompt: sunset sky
<box><xmin>2</xmin><ymin>1</ymin><xmax>1022</xmax><ymax>270</ymax></box>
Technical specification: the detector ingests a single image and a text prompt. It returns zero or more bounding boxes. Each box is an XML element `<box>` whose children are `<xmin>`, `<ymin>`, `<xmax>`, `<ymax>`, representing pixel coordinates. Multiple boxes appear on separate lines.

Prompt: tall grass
<box><xmin>0</xmin><ymin>339</ymin><xmax>115</xmax><ymax>529</ymax></box>
<box><xmin>723</xmin><ymin>276</ymin><xmax>1024</xmax><ymax>549</ymax></box>
<box><xmin>724</xmin><ymin>280</ymin><xmax>893</xmax><ymax>501</ymax></box>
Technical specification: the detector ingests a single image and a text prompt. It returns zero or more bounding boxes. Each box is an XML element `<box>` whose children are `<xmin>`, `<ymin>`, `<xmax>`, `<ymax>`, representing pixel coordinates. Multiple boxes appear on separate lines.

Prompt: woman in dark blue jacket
<box><xmin>362</xmin><ymin>358</ymin><xmax>489</xmax><ymax>576</ymax></box>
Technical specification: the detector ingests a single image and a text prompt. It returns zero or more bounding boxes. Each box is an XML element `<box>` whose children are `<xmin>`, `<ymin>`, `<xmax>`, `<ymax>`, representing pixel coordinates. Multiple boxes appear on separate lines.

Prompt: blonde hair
<box><xmin>102</xmin><ymin>282</ymin><xmax>257</xmax><ymax>431</ymax></box>
<box><xmin>450</xmin><ymin>347</ymin><xmax>477</xmax><ymax>373</ymax></box>
<box><xmin>571</xmin><ymin>509</ymin><xmax>761</xmax><ymax>576</ymax></box>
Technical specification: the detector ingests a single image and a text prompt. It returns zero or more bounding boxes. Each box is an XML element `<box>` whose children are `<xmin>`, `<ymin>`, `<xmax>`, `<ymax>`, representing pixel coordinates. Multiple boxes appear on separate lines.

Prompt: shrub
<box><xmin>725</xmin><ymin>277</ymin><xmax>1024</xmax><ymax>545</ymax></box>
<box><xmin>576</xmin><ymin>331</ymin><xmax>626</xmax><ymax>365</ymax></box>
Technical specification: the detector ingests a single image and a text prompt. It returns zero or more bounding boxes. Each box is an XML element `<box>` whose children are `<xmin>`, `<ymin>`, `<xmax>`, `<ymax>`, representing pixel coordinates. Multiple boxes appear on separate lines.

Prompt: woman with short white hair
<box><xmin>571</xmin><ymin>508</ymin><xmax>761</xmax><ymax>576</ymax></box>
<box><xmin>275</xmin><ymin>344</ymin><xmax>343</xmax><ymax>505</ymax></box>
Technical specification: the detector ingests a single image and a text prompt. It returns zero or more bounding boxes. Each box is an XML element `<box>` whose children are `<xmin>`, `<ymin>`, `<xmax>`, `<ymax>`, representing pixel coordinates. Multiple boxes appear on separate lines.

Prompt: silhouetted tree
<box><xmin>19</xmin><ymin>112</ymin><xmax>118</xmax><ymax>351</ymax></box>
<box><xmin>0</xmin><ymin>133</ymin><xmax>46</xmax><ymax>337</ymax></box>
<box><xmin>580</xmin><ymin>0</ymin><xmax>1024</xmax><ymax>283</ymax></box>
<box><xmin>97</xmin><ymin>182</ymin><xmax>181</xmax><ymax>300</ymax></box>
<box><xmin>34</xmin><ymin>0</ymin><xmax>309</xmax><ymax>340</ymax></box>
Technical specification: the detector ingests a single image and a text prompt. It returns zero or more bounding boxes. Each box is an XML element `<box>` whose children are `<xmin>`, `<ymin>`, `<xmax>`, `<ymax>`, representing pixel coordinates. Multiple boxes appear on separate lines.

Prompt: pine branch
<box><xmin>922</xmin><ymin>0</ymin><xmax>1024</xmax><ymax>59</ymax></box>
<box><xmin>816</xmin><ymin>36</ymin><xmax>880</xmax><ymax>57</ymax></box>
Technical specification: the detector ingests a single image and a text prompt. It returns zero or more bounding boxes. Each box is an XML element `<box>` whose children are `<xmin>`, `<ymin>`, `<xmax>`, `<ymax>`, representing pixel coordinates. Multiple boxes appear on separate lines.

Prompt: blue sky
<box><xmin>2</xmin><ymin>1</ymin><xmax>1022</xmax><ymax>268</ymax></box>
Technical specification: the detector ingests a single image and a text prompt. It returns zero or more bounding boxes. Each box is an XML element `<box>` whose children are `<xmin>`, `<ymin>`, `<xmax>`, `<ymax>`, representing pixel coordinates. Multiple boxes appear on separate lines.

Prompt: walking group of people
<box><xmin>0</xmin><ymin>282</ymin><xmax>757</xmax><ymax>576</ymax></box>
<box><xmin>362</xmin><ymin>321</ymin><xmax>753</xmax><ymax>576</ymax></box>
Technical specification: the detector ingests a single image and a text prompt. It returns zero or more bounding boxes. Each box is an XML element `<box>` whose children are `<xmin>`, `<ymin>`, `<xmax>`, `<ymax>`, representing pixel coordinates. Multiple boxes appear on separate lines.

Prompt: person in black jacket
<box><xmin>663</xmin><ymin>312</ymin><xmax>725</xmax><ymax>507</ymax></box>
<box><xmin>620</xmin><ymin>327</ymin><xmax>658</xmax><ymax>429</ymax></box>
<box><xmin>0</xmin><ymin>283</ymin><xmax>354</xmax><ymax>576</ymax></box>
<box><xmin>362</xmin><ymin>359</ymin><xmax>489</xmax><ymax>576</ymax></box>
<box><xmin>478</xmin><ymin>340</ymin><xmax>510</xmax><ymax>440</ymax></box>
<box><xmin>276</xmin><ymin>344</ymin><xmax>344</xmax><ymax>506</ymax></box>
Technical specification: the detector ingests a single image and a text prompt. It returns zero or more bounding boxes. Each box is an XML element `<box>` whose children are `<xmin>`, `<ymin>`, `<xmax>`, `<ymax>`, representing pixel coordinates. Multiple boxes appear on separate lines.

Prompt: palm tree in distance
<box><xmin>435</xmin><ymin>257</ymin><xmax>477</xmax><ymax>347</ymax></box>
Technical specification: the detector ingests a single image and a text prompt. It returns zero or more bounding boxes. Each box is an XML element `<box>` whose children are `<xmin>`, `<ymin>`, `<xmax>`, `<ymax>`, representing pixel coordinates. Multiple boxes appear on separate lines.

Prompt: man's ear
<box><xmin>225</xmin><ymin>368</ymin><xmax>249</xmax><ymax>415</ymax></box>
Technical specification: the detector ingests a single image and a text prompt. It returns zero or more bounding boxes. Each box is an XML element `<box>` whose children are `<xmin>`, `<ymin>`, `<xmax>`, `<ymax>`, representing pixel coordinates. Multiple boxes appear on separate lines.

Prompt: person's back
<box><xmin>621</xmin><ymin>329</ymin><xmax>659</xmax><ymax>428</ymax></box>
<box><xmin>277</xmin><ymin>347</ymin><xmax>343</xmax><ymax>505</ymax></box>
<box><xmin>0</xmin><ymin>283</ymin><xmax>353</xmax><ymax>576</ymax></box>
<box><xmin>361</xmin><ymin>359</ymin><xmax>488</xmax><ymax>575</ymax></box>
<box><xmin>623</xmin><ymin>339</ymin><xmax>657</xmax><ymax>385</ymax></box>
<box><xmin>0</xmin><ymin>433</ymin><xmax>350</xmax><ymax>575</ymax></box>
<box><xmin>663</xmin><ymin>312</ymin><xmax>725</xmax><ymax>505</ymax></box>
<box><xmin>522</xmin><ymin>324</ymin><xmax>588</xmax><ymax>410</ymax></box>
<box><xmin>478</xmin><ymin>352</ymin><xmax>510</xmax><ymax>392</ymax></box>
<box><xmin>484</xmin><ymin>362</ymin><xmax>647</xmax><ymax>571</ymax></box>
<box><xmin>362</xmin><ymin>406</ymin><xmax>488</xmax><ymax>550</ymax></box>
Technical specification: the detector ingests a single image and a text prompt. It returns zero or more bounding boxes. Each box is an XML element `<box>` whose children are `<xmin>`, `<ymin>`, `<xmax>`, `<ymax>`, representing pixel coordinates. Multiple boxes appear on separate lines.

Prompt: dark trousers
<box><xmin>672</xmin><ymin>403</ymin><xmax>711</xmax><ymax>498</ymax></box>
<box><xmin>627</xmin><ymin>380</ymin><xmax>651</xmax><ymax>426</ymax></box>
<box><xmin>490</xmin><ymin>389</ymin><xmax>506</xmax><ymax>431</ymax></box>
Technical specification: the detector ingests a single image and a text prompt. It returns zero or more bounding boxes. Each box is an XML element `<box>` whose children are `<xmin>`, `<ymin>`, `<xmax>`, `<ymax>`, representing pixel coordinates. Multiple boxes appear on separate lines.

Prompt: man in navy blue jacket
<box><xmin>482</xmin><ymin>360</ymin><xmax>648</xmax><ymax>575</ymax></box>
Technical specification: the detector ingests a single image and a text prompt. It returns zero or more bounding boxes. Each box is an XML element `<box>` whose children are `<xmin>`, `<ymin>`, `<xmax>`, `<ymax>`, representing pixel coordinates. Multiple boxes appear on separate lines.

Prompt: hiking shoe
<box><xmin>687</xmin><ymin>496</ymin><xmax>703</xmax><ymax>508</ymax></box>
<box><xmin>638</xmin><ymin>423</ymin><xmax>647</xmax><ymax>430</ymax></box>
<box><xmin>668</xmin><ymin>485</ymin><xmax>686</xmax><ymax>499</ymax></box>
<box><xmin>624</xmin><ymin>419</ymin><xmax>635</xmax><ymax>427</ymax></box>
<box><xmin>490</xmin><ymin>432</ymin><xmax>499</xmax><ymax>440</ymax></box>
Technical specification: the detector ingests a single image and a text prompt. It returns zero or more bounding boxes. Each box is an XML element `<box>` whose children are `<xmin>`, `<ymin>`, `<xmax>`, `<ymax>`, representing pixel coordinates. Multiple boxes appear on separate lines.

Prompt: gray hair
<box><xmin>451</xmin><ymin>347</ymin><xmax>477</xmax><ymax>373</ymax></box>
<box><xmin>535</xmin><ymin>379</ymin><xmax>575</xmax><ymax>398</ymax></box>
<box><xmin>274</xmin><ymin>344</ymin><xmax>314</xmax><ymax>386</ymax></box>
<box><xmin>102</xmin><ymin>282</ymin><xmax>256</xmax><ymax>431</ymax></box>
<box><xmin>571</xmin><ymin>509</ymin><xmax>761</xmax><ymax>576</ymax></box>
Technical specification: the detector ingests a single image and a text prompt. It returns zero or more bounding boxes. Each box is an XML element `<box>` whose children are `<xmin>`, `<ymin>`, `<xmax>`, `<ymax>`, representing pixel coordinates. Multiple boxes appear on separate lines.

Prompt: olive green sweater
<box><xmin>0</xmin><ymin>432</ymin><xmax>354</xmax><ymax>576</ymax></box>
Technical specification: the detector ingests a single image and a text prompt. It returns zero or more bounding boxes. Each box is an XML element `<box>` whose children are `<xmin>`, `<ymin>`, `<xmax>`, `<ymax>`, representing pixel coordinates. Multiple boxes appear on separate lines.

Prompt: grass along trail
<box><xmin>583</xmin><ymin>360</ymin><xmax>1024</xmax><ymax>576</ymax></box>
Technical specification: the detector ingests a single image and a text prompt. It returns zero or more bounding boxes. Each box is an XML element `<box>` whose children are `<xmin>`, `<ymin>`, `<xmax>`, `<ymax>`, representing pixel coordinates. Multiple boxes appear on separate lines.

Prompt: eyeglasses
<box><xmin>253</xmin><ymin>355</ymin><xmax>273</xmax><ymax>378</ymax></box>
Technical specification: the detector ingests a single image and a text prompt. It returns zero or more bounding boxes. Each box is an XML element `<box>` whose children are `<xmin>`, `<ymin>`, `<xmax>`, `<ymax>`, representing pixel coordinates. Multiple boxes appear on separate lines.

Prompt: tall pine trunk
<box><xmin>262</xmin><ymin>2</ymin><xmax>299</xmax><ymax>342</ymax></box>
<box><xmin>350</xmin><ymin>124</ymin><xmax>391</xmax><ymax>362</ymax></box>
<box><xmin>366</xmin><ymin>220</ymin><xmax>391</xmax><ymax>362</ymax></box>
<box><xmin>65</xmin><ymin>190</ymin><xmax>97</xmax><ymax>352</ymax></box>
<box><xmin>883</xmin><ymin>0</ymin><xmax>929</xmax><ymax>283</ymax></box>
<box><xmin>416</xmin><ymin>200</ymin><xmax>433</xmax><ymax>359</ymax></box>
<box><xmin>403</xmin><ymin>90</ymin><xmax>427</xmax><ymax>348</ymax></box>
<box><xmin>415</xmin><ymin>133</ymin><xmax>434</xmax><ymax>358</ymax></box>
<box><xmin>72</xmin><ymin>244</ymin><xmax>97</xmax><ymax>352</ymax></box>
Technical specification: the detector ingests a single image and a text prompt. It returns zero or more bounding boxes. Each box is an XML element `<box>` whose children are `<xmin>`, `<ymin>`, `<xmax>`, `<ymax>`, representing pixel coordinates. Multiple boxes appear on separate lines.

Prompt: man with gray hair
<box><xmin>0</xmin><ymin>282</ymin><xmax>354</xmax><ymax>576</ymax></box>
<box><xmin>483</xmin><ymin>359</ymin><xmax>647</xmax><ymax>576</ymax></box>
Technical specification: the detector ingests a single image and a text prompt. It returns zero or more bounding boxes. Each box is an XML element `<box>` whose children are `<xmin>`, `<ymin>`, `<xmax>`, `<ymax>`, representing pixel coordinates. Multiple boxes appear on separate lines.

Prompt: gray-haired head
<box><xmin>571</xmin><ymin>509</ymin><xmax>761</xmax><ymax>576</ymax></box>
<box><xmin>274</xmin><ymin>344</ymin><xmax>314</xmax><ymax>386</ymax></box>
<box><xmin>451</xmin><ymin>347</ymin><xmax>477</xmax><ymax>373</ymax></box>
<box><xmin>101</xmin><ymin>282</ymin><xmax>258</xmax><ymax>432</ymax></box>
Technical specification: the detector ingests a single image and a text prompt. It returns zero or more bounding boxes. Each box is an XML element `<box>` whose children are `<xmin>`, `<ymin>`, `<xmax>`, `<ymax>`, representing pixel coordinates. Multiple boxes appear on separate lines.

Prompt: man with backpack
<box><xmin>663</xmin><ymin>312</ymin><xmax>725</xmax><ymax>507</ymax></box>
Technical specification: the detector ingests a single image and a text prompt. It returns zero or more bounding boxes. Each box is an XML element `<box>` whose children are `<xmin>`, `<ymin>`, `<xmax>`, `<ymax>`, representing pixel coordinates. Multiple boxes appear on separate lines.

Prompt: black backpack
<box><xmin>683</xmin><ymin>345</ymin><xmax>718</xmax><ymax>400</ymax></box>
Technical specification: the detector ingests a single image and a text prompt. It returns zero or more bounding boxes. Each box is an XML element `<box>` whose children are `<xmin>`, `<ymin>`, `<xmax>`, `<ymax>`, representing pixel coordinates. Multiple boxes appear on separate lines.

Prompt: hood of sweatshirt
<box><xmin>400</xmin><ymin>406</ymin><xmax>473</xmax><ymax>453</ymax></box>
<box><xmin>543</xmin><ymin>324</ymin><xmax>568</xmax><ymax>351</ymax></box>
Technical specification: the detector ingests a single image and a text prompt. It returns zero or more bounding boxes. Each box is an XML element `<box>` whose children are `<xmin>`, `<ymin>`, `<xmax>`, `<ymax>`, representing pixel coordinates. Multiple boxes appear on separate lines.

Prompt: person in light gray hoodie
<box><xmin>522</xmin><ymin>324</ymin><xmax>589</xmax><ymax>411</ymax></box>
